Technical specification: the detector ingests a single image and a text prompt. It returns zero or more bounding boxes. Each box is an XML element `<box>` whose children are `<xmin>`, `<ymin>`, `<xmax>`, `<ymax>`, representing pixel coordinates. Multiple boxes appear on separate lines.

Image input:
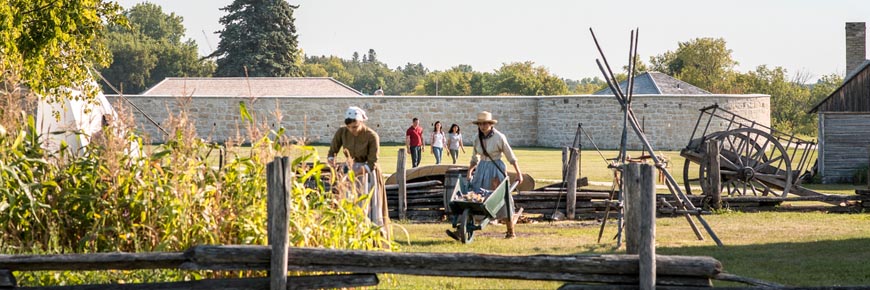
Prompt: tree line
<box><xmin>94</xmin><ymin>2</ymin><xmax>840</xmax><ymax>136</ymax></box>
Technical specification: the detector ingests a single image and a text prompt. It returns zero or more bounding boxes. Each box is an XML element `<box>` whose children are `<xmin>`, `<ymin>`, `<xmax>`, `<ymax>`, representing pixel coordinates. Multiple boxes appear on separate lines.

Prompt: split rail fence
<box><xmin>1</xmin><ymin>158</ymin><xmax>734</xmax><ymax>289</ymax></box>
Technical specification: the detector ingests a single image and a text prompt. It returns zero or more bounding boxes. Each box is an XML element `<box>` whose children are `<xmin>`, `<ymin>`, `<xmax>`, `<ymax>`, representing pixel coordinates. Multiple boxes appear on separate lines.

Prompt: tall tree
<box><xmin>100</xmin><ymin>3</ymin><xmax>215</xmax><ymax>94</ymax></box>
<box><xmin>1</xmin><ymin>0</ymin><xmax>124</xmax><ymax>102</ymax></box>
<box><xmin>490</xmin><ymin>62</ymin><xmax>568</xmax><ymax>96</ymax></box>
<box><xmin>650</xmin><ymin>38</ymin><xmax>737</xmax><ymax>93</ymax></box>
<box><xmin>211</xmin><ymin>0</ymin><xmax>301</xmax><ymax>77</ymax></box>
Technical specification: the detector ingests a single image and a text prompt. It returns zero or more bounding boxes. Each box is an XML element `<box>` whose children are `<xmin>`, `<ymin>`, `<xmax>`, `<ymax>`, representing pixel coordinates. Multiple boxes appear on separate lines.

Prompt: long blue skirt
<box><xmin>470</xmin><ymin>160</ymin><xmax>515</xmax><ymax>219</ymax></box>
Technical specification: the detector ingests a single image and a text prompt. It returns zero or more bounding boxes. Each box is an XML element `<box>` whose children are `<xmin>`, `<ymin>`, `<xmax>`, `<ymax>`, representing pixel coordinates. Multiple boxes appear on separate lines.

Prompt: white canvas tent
<box><xmin>36</xmin><ymin>85</ymin><xmax>139</xmax><ymax>157</ymax></box>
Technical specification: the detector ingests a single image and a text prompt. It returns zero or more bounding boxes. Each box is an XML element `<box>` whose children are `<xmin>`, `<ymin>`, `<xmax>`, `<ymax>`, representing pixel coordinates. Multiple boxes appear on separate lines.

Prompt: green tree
<box><xmin>99</xmin><ymin>3</ymin><xmax>215</xmax><ymax>94</ymax></box>
<box><xmin>490</xmin><ymin>62</ymin><xmax>568</xmax><ymax>96</ymax></box>
<box><xmin>211</xmin><ymin>0</ymin><xmax>301</xmax><ymax>77</ymax></box>
<box><xmin>650</xmin><ymin>38</ymin><xmax>737</xmax><ymax>93</ymax></box>
<box><xmin>1</xmin><ymin>0</ymin><xmax>124</xmax><ymax>102</ymax></box>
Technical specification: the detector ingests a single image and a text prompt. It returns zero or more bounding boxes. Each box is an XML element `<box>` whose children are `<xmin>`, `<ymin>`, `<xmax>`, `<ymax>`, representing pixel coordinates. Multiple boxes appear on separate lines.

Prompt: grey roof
<box><xmin>140</xmin><ymin>77</ymin><xmax>363</xmax><ymax>96</ymax></box>
<box><xmin>593</xmin><ymin>71</ymin><xmax>711</xmax><ymax>95</ymax></box>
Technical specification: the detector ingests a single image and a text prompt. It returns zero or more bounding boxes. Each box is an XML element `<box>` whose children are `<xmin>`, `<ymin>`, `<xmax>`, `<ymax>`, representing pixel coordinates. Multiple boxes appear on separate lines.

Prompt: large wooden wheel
<box><xmin>683</xmin><ymin>128</ymin><xmax>792</xmax><ymax>198</ymax></box>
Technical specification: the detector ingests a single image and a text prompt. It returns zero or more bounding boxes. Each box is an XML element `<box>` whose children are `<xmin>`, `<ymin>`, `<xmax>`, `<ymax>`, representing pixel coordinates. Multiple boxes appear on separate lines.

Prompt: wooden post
<box><xmin>707</xmin><ymin>140</ymin><xmax>722</xmax><ymax>210</ymax></box>
<box><xmin>566</xmin><ymin>148</ymin><xmax>579</xmax><ymax>219</ymax></box>
<box><xmin>623</xmin><ymin>163</ymin><xmax>640</xmax><ymax>254</ymax></box>
<box><xmin>397</xmin><ymin>149</ymin><xmax>407</xmax><ymax>220</ymax></box>
<box><xmin>638</xmin><ymin>164</ymin><xmax>657</xmax><ymax>290</ymax></box>
<box><xmin>866</xmin><ymin>145</ymin><xmax>870</xmax><ymax>188</ymax></box>
<box><xmin>267</xmin><ymin>157</ymin><xmax>291</xmax><ymax>290</ymax></box>
<box><xmin>562</xmin><ymin>147</ymin><xmax>569</xmax><ymax>181</ymax></box>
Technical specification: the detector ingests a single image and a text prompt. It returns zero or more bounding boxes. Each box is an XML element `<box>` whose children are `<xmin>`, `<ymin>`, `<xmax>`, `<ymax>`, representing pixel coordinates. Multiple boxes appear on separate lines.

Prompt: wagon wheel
<box><xmin>682</xmin><ymin>158</ymin><xmax>705</xmax><ymax>195</ymax></box>
<box><xmin>458</xmin><ymin>208</ymin><xmax>475</xmax><ymax>243</ymax></box>
<box><xmin>707</xmin><ymin>128</ymin><xmax>793</xmax><ymax>197</ymax></box>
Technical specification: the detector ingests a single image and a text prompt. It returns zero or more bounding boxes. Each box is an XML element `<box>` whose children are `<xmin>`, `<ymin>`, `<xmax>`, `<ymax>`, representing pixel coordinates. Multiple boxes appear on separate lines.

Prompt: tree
<box><xmin>490</xmin><ymin>62</ymin><xmax>568</xmax><ymax>96</ymax></box>
<box><xmin>1</xmin><ymin>0</ymin><xmax>124</xmax><ymax>103</ymax></box>
<box><xmin>210</xmin><ymin>0</ymin><xmax>301</xmax><ymax>77</ymax></box>
<box><xmin>650</xmin><ymin>38</ymin><xmax>737</xmax><ymax>93</ymax></box>
<box><xmin>99</xmin><ymin>3</ymin><xmax>215</xmax><ymax>94</ymax></box>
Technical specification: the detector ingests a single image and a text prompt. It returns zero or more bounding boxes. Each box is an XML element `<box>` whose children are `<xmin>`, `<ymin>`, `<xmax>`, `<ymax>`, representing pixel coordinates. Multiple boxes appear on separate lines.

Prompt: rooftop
<box><xmin>140</xmin><ymin>77</ymin><xmax>363</xmax><ymax>96</ymax></box>
<box><xmin>593</xmin><ymin>71</ymin><xmax>712</xmax><ymax>95</ymax></box>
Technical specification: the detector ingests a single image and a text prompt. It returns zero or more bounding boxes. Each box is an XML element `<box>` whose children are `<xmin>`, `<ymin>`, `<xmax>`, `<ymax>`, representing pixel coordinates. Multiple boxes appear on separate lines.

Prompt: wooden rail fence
<box><xmin>0</xmin><ymin>157</ymin><xmax>744</xmax><ymax>289</ymax></box>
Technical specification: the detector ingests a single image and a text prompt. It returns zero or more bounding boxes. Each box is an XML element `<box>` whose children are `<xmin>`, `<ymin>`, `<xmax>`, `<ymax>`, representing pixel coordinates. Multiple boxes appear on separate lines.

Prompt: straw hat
<box><xmin>472</xmin><ymin>111</ymin><xmax>498</xmax><ymax>124</ymax></box>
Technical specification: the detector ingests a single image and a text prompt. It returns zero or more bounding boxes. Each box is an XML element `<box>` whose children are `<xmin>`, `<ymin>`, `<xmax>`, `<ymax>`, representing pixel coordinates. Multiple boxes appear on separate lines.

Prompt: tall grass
<box><xmin>0</xmin><ymin>83</ymin><xmax>392</xmax><ymax>286</ymax></box>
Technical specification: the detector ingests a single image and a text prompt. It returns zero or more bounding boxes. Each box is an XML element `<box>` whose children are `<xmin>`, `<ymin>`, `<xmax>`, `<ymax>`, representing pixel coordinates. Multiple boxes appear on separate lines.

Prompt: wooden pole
<box><xmin>707</xmin><ymin>140</ymin><xmax>722</xmax><ymax>210</ymax></box>
<box><xmin>562</xmin><ymin>147</ymin><xmax>569</xmax><ymax>182</ymax></box>
<box><xmin>267</xmin><ymin>157</ymin><xmax>291</xmax><ymax>290</ymax></box>
<box><xmin>567</xmin><ymin>148</ymin><xmax>580</xmax><ymax>219</ymax></box>
<box><xmin>622</xmin><ymin>163</ymin><xmax>640</xmax><ymax>254</ymax></box>
<box><xmin>638</xmin><ymin>164</ymin><xmax>657</xmax><ymax>290</ymax></box>
<box><xmin>397</xmin><ymin>148</ymin><xmax>407</xmax><ymax>220</ymax></box>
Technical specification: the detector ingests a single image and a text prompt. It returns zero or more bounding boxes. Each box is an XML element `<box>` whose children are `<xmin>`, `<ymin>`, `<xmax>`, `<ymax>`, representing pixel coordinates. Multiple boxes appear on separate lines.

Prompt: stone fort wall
<box><xmin>106</xmin><ymin>94</ymin><xmax>769</xmax><ymax>150</ymax></box>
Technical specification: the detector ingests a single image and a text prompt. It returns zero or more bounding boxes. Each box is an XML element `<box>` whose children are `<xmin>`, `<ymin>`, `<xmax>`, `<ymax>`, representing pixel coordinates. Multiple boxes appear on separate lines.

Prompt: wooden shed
<box><xmin>808</xmin><ymin>60</ymin><xmax>870</xmax><ymax>183</ymax></box>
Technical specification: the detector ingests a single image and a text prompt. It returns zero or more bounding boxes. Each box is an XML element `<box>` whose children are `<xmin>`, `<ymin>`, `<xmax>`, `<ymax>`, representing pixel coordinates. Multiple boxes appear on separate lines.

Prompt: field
<box><xmin>295</xmin><ymin>144</ymin><xmax>870</xmax><ymax>288</ymax></box>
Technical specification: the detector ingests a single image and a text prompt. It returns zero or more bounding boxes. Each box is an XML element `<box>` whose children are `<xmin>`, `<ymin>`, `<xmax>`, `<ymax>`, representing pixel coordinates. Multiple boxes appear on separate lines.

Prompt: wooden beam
<box><xmin>396</xmin><ymin>149</ymin><xmax>407</xmax><ymax>220</ymax></box>
<box><xmin>183</xmin><ymin>246</ymin><xmax>722</xmax><ymax>279</ymax></box>
<box><xmin>0</xmin><ymin>252</ymin><xmax>186</xmax><ymax>271</ymax></box>
<box><xmin>638</xmin><ymin>164</ymin><xmax>657</xmax><ymax>290</ymax></box>
<box><xmin>707</xmin><ymin>140</ymin><xmax>722</xmax><ymax>210</ymax></box>
<box><xmin>13</xmin><ymin>274</ymin><xmax>378</xmax><ymax>290</ymax></box>
<box><xmin>567</xmin><ymin>148</ymin><xmax>580</xmax><ymax>219</ymax></box>
<box><xmin>0</xmin><ymin>269</ymin><xmax>15</xmax><ymax>288</ymax></box>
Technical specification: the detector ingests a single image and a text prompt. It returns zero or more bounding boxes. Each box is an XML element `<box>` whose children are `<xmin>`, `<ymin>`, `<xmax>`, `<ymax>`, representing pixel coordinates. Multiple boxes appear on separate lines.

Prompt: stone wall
<box><xmin>107</xmin><ymin>94</ymin><xmax>769</xmax><ymax>150</ymax></box>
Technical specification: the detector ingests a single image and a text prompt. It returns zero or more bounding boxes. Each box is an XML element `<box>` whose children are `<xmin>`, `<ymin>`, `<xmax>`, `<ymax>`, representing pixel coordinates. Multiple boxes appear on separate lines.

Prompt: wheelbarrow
<box><xmin>447</xmin><ymin>178</ymin><xmax>519</xmax><ymax>243</ymax></box>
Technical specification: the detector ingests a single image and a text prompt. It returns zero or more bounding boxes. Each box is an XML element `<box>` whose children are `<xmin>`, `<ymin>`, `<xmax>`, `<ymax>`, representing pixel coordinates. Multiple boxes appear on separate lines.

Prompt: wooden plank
<box><xmin>184</xmin><ymin>246</ymin><xmax>722</xmax><ymax>279</ymax></box>
<box><xmin>567</xmin><ymin>148</ymin><xmax>580</xmax><ymax>220</ymax></box>
<box><xmin>384</xmin><ymin>180</ymin><xmax>442</xmax><ymax>190</ymax></box>
<box><xmin>15</xmin><ymin>274</ymin><xmax>378</xmax><ymax>290</ymax></box>
<box><xmin>518</xmin><ymin>191</ymin><xmax>610</xmax><ymax>199</ymax></box>
<box><xmin>267</xmin><ymin>157</ymin><xmax>290</xmax><ymax>290</ymax></box>
<box><xmin>623</xmin><ymin>163</ymin><xmax>640</xmax><ymax>254</ymax></box>
<box><xmin>397</xmin><ymin>149</ymin><xmax>407</xmax><ymax>220</ymax></box>
<box><xmin>0</xmin><ymin>252</ymin><xmax>186</xmax><ymax>271</ymax></box>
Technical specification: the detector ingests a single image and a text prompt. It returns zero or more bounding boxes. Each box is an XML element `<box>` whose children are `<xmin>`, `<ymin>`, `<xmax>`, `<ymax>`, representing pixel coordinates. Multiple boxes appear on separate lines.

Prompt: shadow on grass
<box><xmin>656</xmin><ymin>238</ymin><xmax>870</xmax><ymax>286</ymax></box>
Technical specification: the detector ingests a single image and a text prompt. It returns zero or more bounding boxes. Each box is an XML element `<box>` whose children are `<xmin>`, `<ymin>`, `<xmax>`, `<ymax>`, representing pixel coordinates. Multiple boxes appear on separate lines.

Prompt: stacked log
<box><xmin>386</xmin><ymin>180</ymin><xmax>446</xmax><ymax>220</ymax></box>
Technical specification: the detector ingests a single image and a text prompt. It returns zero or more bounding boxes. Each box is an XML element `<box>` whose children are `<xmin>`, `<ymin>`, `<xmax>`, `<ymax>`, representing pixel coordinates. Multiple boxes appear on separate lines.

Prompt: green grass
<box><xmin>379</xmin><ymin>212</ymin><xmax>870</xmax><ymax>288</ymax></box>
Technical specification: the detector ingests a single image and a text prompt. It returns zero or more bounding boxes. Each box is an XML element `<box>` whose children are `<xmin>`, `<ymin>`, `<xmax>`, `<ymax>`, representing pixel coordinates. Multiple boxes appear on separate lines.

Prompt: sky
<box><xmin>115</xmin><ymin>0</ymin><xmax>870</xmax><ymax>82</ymax></box>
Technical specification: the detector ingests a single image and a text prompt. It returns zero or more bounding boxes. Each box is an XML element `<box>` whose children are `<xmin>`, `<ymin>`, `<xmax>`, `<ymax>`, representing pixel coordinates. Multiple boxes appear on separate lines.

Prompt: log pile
<box><xmin>387</xmin><ymin>180</ymin><xmax>446</xmax><ymax>220</ymax></box>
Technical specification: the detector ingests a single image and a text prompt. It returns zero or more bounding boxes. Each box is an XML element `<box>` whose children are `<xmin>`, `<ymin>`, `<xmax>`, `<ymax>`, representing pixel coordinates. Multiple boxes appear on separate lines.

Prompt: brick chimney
<box><xmin>846</xmin><ymin>22</ymin><xmax>866</xmax><ymax>74</ymax></box>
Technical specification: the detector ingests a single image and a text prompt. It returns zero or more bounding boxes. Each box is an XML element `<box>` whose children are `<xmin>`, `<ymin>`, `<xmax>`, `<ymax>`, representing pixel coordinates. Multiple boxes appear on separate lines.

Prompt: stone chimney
<box><xmin>846</xmin><ymin>22</ymin><xmax>866</xmax><ymax>74</ymax></box>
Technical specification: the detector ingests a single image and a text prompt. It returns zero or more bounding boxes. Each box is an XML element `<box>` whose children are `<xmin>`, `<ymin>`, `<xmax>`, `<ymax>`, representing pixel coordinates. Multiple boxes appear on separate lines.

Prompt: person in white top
<box><xmin>430</xmin><ymin>121</ymin><xmax>446</xmax><ymax>164</ymax></box>
<box><xmin>446</xmin><ymin>123</ymin><xmax>465</xmax><ymax>164</ymax></box>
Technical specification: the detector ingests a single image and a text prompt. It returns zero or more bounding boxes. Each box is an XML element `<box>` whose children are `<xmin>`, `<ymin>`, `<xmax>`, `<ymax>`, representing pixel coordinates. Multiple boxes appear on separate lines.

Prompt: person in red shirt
<box><xmin>405</xmin><ymin>117</ymin><xmax>424</xmax><ymax>167</ymax></box>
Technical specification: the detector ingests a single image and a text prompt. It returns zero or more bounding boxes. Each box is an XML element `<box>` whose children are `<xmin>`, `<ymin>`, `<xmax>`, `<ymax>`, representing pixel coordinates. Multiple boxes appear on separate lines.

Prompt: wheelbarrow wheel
<box><xmin>458</xmin><ymin>208</ymin><xmax>474</xmax><ymax>243</ymax></box>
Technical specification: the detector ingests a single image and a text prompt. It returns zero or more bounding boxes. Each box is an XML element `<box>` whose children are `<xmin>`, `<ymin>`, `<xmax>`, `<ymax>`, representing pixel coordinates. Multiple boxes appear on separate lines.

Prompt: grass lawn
<box><xmin>379</xmin><ymin>212</ymin><xmax>870</xmax><ymax>289</ymax></box>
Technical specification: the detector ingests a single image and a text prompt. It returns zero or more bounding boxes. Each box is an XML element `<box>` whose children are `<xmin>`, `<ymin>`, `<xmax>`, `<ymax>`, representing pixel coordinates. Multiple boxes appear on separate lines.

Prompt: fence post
<box><xmin>638</xmin><ymin>164</ymin><xmax>657</xmax><ymax>290</ymax></box>
<box><xmin>397</xmin><ymin>149</ymin><xmax>407</xmax><ymax>220</ymax></box>
<box><xmin>267</xmin><ymin>157</ymin><xmax>291</xmax><ymax>290</ymax></box>
<box><xmin>566</xmin><ymin>148</ymin><xmax>579</xmax><ymax>219</ymax></box>
<box><xmin>562</xmin><ymin>147</ymin><xmax>569</xmax><ymax>182</ymax></box>
<box><xmin>707</xmin><ymin>140</ymin><xmax>722</xmax><ymax>210</ymax></box>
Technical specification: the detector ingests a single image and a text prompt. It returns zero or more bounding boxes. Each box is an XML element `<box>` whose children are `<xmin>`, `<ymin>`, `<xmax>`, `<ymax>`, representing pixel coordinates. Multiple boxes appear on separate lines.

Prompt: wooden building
<box><xmin>808</xmin><ymin>23</ymin><xmax>869</xmax><ymax>183</ymax></box>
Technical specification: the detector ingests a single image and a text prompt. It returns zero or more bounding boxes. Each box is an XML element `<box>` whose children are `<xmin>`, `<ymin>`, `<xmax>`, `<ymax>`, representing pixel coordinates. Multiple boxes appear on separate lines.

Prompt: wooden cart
<box><xmin>680</xmin><ymin>104</ymin><xmax>818</xmax><ymax>198</ymax></box>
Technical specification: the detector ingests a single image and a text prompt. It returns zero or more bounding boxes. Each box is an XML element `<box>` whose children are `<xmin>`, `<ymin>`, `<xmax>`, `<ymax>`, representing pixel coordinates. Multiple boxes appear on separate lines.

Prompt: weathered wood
<box><xmin>707</xmin><ymin>140</ymin><xmax>722</xmax><ymax>210</ymax></box>
<box><xmin>15</xmin><ymin>274</ymin><xmax>378</xmax><ymax>290</ymax></box>
<box><xmin>518</xmin><ymin>191</ymin><xmax>609</xmax><ymax>199</ymax></box>
<box><xmin>562</xmin><ymin>147</ymin><xmax>569</xmax><ymax>182</ymax></box>
<box><xmin>184</xmin><ymin>246</ymin><xmax>722</xmax><ymax>279</ymax></box>
<box><xmin>638</xmin><ymin>164</ymin><xmax>656</xmax><ymax>290</ymax></box>
<box><xmin>0</xmin><ymin>270</ymin><xmax>15</xmax><ymax>288</ymax></box>
<box><xmin>384</xmin><ymin>180</ymin><xmax>442</xmax><ymax>190</ymax></box>
<box><xmin>396</xmin><ymin>148</ymin><xmax>407</xmax><ymax>220</ymax></box>
<box><xmin>567</xmin><ymin>148</ymin><xmax>580</xmax><ymax>219</ymax></box>
<box><xmin>623</xmin><ymin>163</ymin><xmax>640</xmax><ymax>254</ymax></box>
<box><xmin>0</xmin><ymin>252</ymin><xmax>187</xmax><ymax>271</ymax></box>
<box><xmin>559</xmin><ymin>275</ymin><xmax>712</xmax><ymax>288</ymax></box>
<box><xmin>713</xmin><ymin>273</ymin><xmax>784</xmax><ymax>288</ymax></box>
<box><xmin>267</xmin><ymin>157</ymin><xmax>291</xmax><ymax>290</ymax></box>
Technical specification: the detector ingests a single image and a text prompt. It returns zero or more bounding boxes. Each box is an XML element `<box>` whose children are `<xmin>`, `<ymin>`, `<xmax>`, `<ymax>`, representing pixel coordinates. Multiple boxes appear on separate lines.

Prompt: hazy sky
<box><xmin>116</xmin><ymin>0</ymin><xmax>869</xmax><ymax>82</ymax></box>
